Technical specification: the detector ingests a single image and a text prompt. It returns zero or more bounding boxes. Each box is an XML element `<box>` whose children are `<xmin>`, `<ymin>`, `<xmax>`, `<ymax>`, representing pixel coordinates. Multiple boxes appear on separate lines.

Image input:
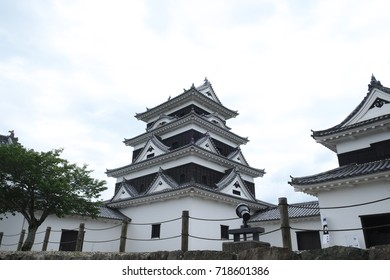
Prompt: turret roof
<box><xmin>312</xmin><ymin>75</ymin><xmax>390</xmax><ymax>139</ymax></box>
<box><xmin>134</xmin><ymin>79</ymin><xmax>238</xmax><ymax>122</ymax></box>
<box><xmin>289</xmin><ymin>158</ymin><xmax>390</xmax><ymax>195</ymax></box>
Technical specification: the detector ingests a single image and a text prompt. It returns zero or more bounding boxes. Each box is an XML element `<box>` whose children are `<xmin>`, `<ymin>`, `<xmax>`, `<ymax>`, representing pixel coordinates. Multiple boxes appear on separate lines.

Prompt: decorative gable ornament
<box><xmin>195</xmin><ymin>132</ymin><xmax>220</xmax><ymax>154</ymax></box>
<box><xmin>227</xmin><ymin>147</ymin><xmax>249</xmax><ymax>166</ymax></box>
<box><xmin>369</xmin><ymin>98</ymin><xmax>390</xmax><ymax>109</ymax></box>
<box><xmin>144</xmin><ymin>168</ymin><xmax>179</xmax><ymax>195</ymax></box>
<box><xmin>196</xmin><ymin>78</ymin><xmax>222</xmax><ymax>105</ymax></box>
<box><xmin>133</xmin><ymin>135</ymin><xmax>170</xmax><ymax>163</ymax></box>
<box><xmin>216</xmin><ymin>168</ymin><xmax>255</xmax><ymax>201</ymax></box>
<box><xmin>147</xmin><ymin>114</ymin><xmax>177</xmax><ymax>131</ymax></box>
<box><xmin>111</xmin><ymin>179</ymin><xmax>139</xmax><ymax>201</ymax></box>
<box><xmin>202</xmin><ymin>112</ymin><xmax>231</xmax><ymax>130</ymax></box>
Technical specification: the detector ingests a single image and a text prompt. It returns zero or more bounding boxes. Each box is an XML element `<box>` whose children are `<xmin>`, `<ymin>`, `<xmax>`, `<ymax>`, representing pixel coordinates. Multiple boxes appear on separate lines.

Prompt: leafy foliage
<box><xmin>0</xmin><ymin>143</ymin><xmax>107</xmax><ymax>250</ymax></box>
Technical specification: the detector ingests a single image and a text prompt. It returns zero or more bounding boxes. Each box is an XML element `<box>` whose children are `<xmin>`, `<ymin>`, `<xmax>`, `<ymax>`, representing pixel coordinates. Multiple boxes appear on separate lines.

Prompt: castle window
<box><xmin>146</xmin><ymin>153</ymin><xmax>155</xmax><ymax>159</ymax></box>
<box><xmin>202</xmin><ymin>175</ymin><xmax>207</xmax><ymax>185</ymax></box>
<box><xmin>151</xmin><ymin>224</ymin><xmax>161</xmax><ymax>239</ymax></box>
<box><xmin>220</xmin><ymin>225</ymin><xmax>229</xmax><ymax>240</ymax></box>
<box><xmin>59</xmin><ymin>230</ymin><xmax>78</xmax><ymax>251</ymax></box>
<box><xmin>360</xmin><ymin>213</ymin><xmax>390</xmax><ymax>248</ymax></box>
<box><xmin>233</xmin><ymin>189</ymin><xmax>241</xmax><ymax>196</ymax></box>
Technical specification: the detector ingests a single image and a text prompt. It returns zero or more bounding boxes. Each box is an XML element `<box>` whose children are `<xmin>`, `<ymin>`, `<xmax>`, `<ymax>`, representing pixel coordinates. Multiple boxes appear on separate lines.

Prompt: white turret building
<box><xmin>290</xmin><ymin>75</ymin><xmax>390</xmax><ymax>249</ymax></box>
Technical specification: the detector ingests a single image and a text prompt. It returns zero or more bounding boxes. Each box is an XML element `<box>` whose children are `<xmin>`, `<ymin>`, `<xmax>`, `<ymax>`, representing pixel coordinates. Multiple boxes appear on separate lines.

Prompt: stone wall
<box><xmin>1</xmin><ymin>245</ymin><xmax>390</xmax><ymax>260</ymax></box>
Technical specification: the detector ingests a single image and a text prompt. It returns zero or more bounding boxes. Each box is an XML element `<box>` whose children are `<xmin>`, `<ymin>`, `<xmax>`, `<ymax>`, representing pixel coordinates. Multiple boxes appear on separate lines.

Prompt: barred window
<box><xmin>151</xmin><ymin>224</ymin><xmax>161</xmax><ymax>239</ymax></box>
<box><xmin>220</xmin><ymin>225</ymin><xmax>229</xmax><ymax>240</ymax></box>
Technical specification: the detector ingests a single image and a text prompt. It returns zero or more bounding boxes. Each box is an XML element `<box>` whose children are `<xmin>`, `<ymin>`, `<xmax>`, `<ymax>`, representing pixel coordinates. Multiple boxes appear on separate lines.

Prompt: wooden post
<box><xmin>119</xmin><ymin>219</ymin><xmax>129</xmax><ymax>253</ymax></box>
<box><xmin>279</xmin><ymin>197</ymin><xmax>292</xmax><ymax>250</ymax></box>
<box><xmin>75</xmin><ymin>223</ymin><xmax>85</xmax><ymax>252</ymax></box>
<box><xmin>17</xmin><ymin>229</ymin><xmax>26</xmax><ymax>251</ymax></box>
<box><xmin>0</xmin><ymin>232</ymin><xmax>3</xmax><ymax>249</ymax></box>
<box><xmin>181</xmin><ymin>210</ymin><xmax>189</xmax><ymax>252</ymax></box>
<box><xmin>42</xmin><ymin>227</ymin><xmax>51</xmax><ymax>251</ymax></box>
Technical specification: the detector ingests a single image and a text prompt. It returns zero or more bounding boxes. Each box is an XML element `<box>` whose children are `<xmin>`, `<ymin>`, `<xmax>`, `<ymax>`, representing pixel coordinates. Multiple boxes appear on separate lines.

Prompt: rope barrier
<box><xmin>2</xmin><ymin>233</ymin><xmax>21</xmax><ymax>237</ymax></box>
<box><xmin>289</xmin><ymin>196</ymin><xmax>390</xmax><ymax>210</ymax></box>
<box><xmin>48</xmin><ymin>229</ymin><xmax>63</xmax><ymax>233</ymax></box>
<box><xmin>291</xmin><ymin>222</ymin><xmax>390</xmax><ymax>233</ymax></box>
<box><xmin>84</xmin><ymin>223</ymin><xmax>122</xmax><ymax>231</ymax></box>
<box><xmin>2</xmin><ymin>194</ymin><xmax>389</xmax><ymax>250</ymax></box>
<box><xmin>259</xmin><ymin>228</ymin><xmax>281</xmax><ymax>236</ymax></box>
<box><xmin>129</xmin><ymin>216</ymin><xmax>182</xmax><ymax>225</ymax></box>
<box><xmin>126</xmin><ymin>235</ymin><xmax>181</xmax><ymax>241</ymax></box>
<box><xmin>0</xmin><ymin>242</ymin><xmax>20</xmax><ymax>247</ymax></box>
<box><xmin>189</xmin><ymin>216</ymin><xmax>241</xmax><ymax>222</ymax></box>
<box><xmin>48</xmin><ymin>240</ymin><xmax>74</xmax><ymax>244</ymax></box>
<box><xmin>188</xmin><ymin>228</ymin><xmax>282</xmax><ymax>242</ymax></box>
<box><xmin>189</xmin><ymin>234</ymin><xmax>225</xmax><ymax>241</ymax></box>
<box><xmin>84</xmin><ymin>238</ymin><xmax>121</xmax><ymax>244</ymax></box>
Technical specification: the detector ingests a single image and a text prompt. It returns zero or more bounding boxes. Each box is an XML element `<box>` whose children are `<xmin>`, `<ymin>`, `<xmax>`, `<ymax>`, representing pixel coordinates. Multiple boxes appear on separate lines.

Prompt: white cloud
<box><xmin>2</xmin><ymin>0</ymin><xmax>390</xmax><ymax>203</ymax></box>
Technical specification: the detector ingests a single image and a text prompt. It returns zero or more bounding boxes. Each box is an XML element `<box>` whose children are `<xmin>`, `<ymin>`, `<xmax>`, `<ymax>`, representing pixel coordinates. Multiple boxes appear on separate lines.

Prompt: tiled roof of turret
<box><xmin>98</xmin><ymin>205</ymin><xmax>129</xmax><ymax>220</ymax></box>
<box><xmin>107</xmin><ymin>143</ymin><xmax>265</xmax><ymax>178</ymax></box>
<box><xmin>250</xmin><ymin>201</ymin><xmax>319</xmax><ymax>222</ymax></box>
<box><xmin>312</xmin><ymin>75</ymin><xmax>390</xmax><ymax>138</ymax></box>
<box><xmin>134</xmin><ymin>79</ymin><xmax>238</xmax><ymax>122</ymax></box>
<box><xmin>289</xmin><ymin>158</ymin><xmax>390</xmax><ymax>186</ymax></box>
<box><xmin>106</xmin><ymin>182</ymin><xmax>274</xmax><ymax>209</ymax></box>
<box><xmin>124</xmin><ymin>111</ymin><xmax>249</xmax><ymax>147</ymax></box>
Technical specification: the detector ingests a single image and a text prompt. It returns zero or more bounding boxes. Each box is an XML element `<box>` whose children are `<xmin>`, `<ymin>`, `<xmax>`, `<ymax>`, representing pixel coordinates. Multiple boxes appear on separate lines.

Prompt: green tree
<box><xmin>0</xmin><ymin>143</ymin><xmax>107</xmax><ymax>251</ymax></box>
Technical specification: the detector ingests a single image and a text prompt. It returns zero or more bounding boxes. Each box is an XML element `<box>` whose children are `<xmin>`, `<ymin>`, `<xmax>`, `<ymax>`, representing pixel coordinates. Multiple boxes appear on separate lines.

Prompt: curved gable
<box><xmin>227</xmin><ymin>147</ymin><xmax>249</xmax><ymax>166</ymax></box>
<box><xmin>196</xmin><ymin>78</ymin><xmax>222</xmax><ymax>104</ymax></box>
<box><xmin>111</xmin><ymin>180</ymin><xmax>138</xmax><ymax>202</ymax></box>
<box><xmin>216</xmin><ymin>168</ymin><xmax>255</xmax><ymax>201</ymax></box>
<box><xmin>195</xmin><ymin>132</ymin><xmax>220</xmax><ymax>155</ymax></box>
<box><xmin>133</xmin><ymin>135</ymin><xmax>170</xmax><ymax>163</ymax></box>
<box><xmin>147</xmin><ymin>114</ymin><xmax>177</xmax><ymax>131</ymax></box>
<box><xmin>144</xmin><ymin>168</ymin><xmax>179</xmax><ymax>195</ymax></box>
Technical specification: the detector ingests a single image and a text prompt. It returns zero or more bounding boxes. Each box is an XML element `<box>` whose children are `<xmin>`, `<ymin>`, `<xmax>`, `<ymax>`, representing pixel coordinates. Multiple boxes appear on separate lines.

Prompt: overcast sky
<box><xmin>1</xmin><ymin>0</ymin><xmax>390</xmax><ymax>205</ymax></box>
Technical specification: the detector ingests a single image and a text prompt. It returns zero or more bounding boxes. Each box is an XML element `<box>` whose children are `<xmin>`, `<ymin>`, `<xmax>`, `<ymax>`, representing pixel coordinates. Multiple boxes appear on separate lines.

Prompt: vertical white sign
<box><xmin>322</xmin><ymin>217</ymin><xmax>330</xmax><ymax>246</ymax></box>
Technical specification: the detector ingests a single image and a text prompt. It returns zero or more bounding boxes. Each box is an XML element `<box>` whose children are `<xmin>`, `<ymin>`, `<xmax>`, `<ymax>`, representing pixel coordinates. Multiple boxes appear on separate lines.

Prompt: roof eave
<box><xmin>124</xmin><ymin>113</ymin><xmax>250</xmax><ymax>147</ymax></box>
<box><xmin>106</xmin><ymin>185</ymin><xmax>270</xmax><ymax>209</ymax></box>
<box><xmin>106</xmin><ymin>145</ymin><xmax>265</xmax><ymax>178</ymax></box>
<box><xmin>290</xmin><ymin>169</ymin><xmax>390</xmax><ymax>196</ymax></box>
<box><xmin>135</xmin><ymin>88</ymin><xmax>238</xmax><ymax>122</ymax></box>
<box><xmin>312</xmin><ymin>118</ymin><xmax>390</xmax><ymax>153</ymax></box>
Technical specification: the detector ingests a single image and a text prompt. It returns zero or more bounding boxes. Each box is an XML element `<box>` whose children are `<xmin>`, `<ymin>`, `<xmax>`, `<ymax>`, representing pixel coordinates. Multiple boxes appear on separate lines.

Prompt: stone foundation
<box><xmin>1</xmin><ymin>245</ymin><xmax>390</xmax><ymax>260</ymax></box>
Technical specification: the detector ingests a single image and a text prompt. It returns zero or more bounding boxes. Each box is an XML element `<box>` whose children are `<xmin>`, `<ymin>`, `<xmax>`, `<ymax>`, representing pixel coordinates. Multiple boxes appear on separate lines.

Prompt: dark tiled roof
<box><xmin>250</xmin><ymin>201</ymin><xmax>319</xmax><ymax>222</ymax></box>
<box><xmin>312</xmin><ymin>114</ymin><xmax>390</xmax><ymax>138</ymax></box>
<box><xmin>312</xmin><ymin>75</ymin><xmax>390</xmax><ymax>138</ymax></box>
<box><xmin>106</xmin><ymin>143</ymin><xmax>264</xmax><ymax>178</ymax></box>
<box><xmin>289</xmin><ymin>158</ymin><xmax>390</xmax><ymax>186</ymax></box>
<box><xmin>107</xmin><ymin>182</ymin><xmax>274</xmax><ymax>209</ymax></box>
<box><xmin>135</xmin><ymin>83</ymin><xmax>238</xmax><ymax>121</ymax></box>
<box><xmin>98</xmin><ymin>206</ymin><xmax>128</xmax><ymax>220</ymax></box>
